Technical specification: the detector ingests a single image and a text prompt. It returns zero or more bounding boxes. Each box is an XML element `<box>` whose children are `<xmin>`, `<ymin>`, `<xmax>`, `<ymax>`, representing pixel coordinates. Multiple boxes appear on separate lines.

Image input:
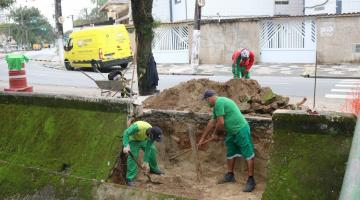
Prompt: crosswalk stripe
<box><xmin>331</xmin><ymin>89</ymin><xmax>354</xmax><ymax>93</ymax></box>
<box><xmin>339</xmin><ymin>80</ymin><xmax>360</xmax><ymax>84</ymax></box>
<box><xmin>325</xmin><ymin>94</ymin><xmax>355</xmax><ymax>99</ymax></box>
<box><xmin>335</xmin><ymin>84</ymin><xmax>360</xmax><ymax>88</ymax></box>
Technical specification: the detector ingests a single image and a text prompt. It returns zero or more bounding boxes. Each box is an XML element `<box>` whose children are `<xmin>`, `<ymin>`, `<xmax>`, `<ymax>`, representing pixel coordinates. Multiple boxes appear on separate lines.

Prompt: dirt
<box><xmin>131</xmin><ymin>141</ymin><xmax>265</xmax><ymax>200</ymax></box>
<box><xmin>144</xmin><ymin>78</ymin><xmax>294</xmax><ymax>116</ymax></box>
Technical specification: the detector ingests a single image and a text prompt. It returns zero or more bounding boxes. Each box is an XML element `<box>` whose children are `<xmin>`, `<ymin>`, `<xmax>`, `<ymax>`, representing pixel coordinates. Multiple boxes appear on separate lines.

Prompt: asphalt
<box><xmin>3</xmin><ymin>49</ymin><xmax>360</xmax><ymax>79</ymax></box>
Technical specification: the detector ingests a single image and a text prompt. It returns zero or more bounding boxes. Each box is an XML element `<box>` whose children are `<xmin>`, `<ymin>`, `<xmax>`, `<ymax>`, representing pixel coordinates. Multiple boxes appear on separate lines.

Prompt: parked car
<box><xmin>63</xmin><ymin>24</ymin><xmax>133</xmax><ymax>71</ymax></box>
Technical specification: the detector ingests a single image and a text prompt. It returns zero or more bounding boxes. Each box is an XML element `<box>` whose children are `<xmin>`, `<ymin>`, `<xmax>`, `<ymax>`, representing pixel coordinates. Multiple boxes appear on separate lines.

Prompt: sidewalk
<box><xmin>157</xmin><ymin>63</ymin><xmax>360</xmax><ymax>78</ymax></box>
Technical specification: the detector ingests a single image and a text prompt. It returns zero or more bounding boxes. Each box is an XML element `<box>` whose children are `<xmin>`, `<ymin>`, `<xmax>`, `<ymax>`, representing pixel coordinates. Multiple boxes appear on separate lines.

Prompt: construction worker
<box><xmin>231</xmin><ymin>48</ymin><xmax>255</xmax><ymax>79</ymax></box>
<box><xmin>199</xmin><ymin>89</ymin><xmax>256</xmax><ymax>192</ymax></box>
<box><xmin>122</xmin><ymin>121</ymin><xmax>164</xmax><ymax>186</ymax></box>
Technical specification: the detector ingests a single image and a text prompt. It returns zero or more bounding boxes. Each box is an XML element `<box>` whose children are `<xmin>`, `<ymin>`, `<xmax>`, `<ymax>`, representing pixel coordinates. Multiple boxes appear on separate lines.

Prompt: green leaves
<box><xmin>0</xmin><ymin>0</ymin><xmax>14</xmax><ymax>8</ymax></box>
<box><xmin>8</xmin><ymin>6</ymin><xmax>55</xmax><ymax>44</ymax></box>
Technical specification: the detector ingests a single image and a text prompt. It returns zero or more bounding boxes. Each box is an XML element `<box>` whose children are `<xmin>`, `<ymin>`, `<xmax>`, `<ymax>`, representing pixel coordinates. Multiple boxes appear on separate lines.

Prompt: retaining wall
<box><xmin>262</xmin><ymin>110</ymin><xmax>356</xmax><ymax>200</ymax></box>
<box><xmin>0</xmin><ymin>93</ymin><xmax>187</xmax><ymax>200</ymax></box>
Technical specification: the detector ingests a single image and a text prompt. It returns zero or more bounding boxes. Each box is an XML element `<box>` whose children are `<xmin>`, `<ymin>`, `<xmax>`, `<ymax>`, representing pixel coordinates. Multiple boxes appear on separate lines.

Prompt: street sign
<box><xmin>198</xmin><ymin>0</ymin><xmax>205</xmax><ymax>7</ymax></box>
<box><xmin>58</xmin><ymin>16</ymin><xmax>64</xmax><ymax>24</ymax></box>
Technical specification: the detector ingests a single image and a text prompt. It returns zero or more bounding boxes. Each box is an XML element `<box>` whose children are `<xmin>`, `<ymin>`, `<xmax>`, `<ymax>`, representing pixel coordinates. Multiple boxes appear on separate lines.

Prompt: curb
<box><xmin>158</xmin><ymin>72</ymin><xmax>214</xmax><ymax>76</ymax></box>
<box><xmin>301</xmin><ymin>74</ymin><xmax>360</xmax><ymax>79</ymax></box>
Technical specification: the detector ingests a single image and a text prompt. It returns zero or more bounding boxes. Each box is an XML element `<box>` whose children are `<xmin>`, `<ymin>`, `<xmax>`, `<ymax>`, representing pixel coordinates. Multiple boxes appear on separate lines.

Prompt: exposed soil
<box><xmin>131</xmin><ymin>142</ymin><xmax>265</xmax><ymax>200</ymax></box>
<box><xmin>144</xmin><ymin>78</ymin><xmax>294</xmax><ymax>116</ymax></box>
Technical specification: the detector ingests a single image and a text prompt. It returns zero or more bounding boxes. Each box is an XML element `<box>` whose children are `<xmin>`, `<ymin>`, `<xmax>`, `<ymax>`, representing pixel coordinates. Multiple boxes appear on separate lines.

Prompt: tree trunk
<box><xmin>131</xmin><ymin>0</ymin><xmax>154</xmax><ymax>96</ymax></box>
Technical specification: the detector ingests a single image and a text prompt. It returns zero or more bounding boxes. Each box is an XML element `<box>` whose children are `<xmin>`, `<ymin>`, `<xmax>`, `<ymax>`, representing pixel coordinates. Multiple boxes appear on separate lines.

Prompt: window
<box><xmin>314</xmin><ymin>6</ymin><xmax>325</xmax><ymax>11</ymax></box>
<box><xmin>353</xmin><ymin>44</ymin><xmax>360</xmax><ymax>53</ymax></box>
<box><xmin>275</xmin><ymin>0</ymin><xmax>289</xmax><ymax>5</ymax></box>
<box><xmin>175</xmin><ymin>0</ymin><xmax>181</xmax><ymax>4</ymax></box>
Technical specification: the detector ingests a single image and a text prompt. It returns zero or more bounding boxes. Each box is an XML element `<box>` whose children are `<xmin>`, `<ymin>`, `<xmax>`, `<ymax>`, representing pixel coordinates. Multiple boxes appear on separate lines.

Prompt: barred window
<box><xmin>275</xmin><ymin>0</ymin><xmax>289</xmax><ymax>5</ymax></box>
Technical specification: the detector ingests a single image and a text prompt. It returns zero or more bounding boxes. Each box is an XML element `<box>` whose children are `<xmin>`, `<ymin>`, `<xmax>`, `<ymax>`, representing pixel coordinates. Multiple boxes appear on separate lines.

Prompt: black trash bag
<box><xmin>108</xmin><ymin>70</ymin><xmax>123</xmax><ymax>80</ymax></box>
<box><xmin>147</xmin><ymin>54</ymin><xmax>159</xmax><ymax>88</ymax></box>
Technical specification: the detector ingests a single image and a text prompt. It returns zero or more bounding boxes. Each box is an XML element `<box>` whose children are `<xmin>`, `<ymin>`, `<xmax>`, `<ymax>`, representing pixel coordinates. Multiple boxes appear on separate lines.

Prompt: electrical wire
<box><xmin>305</xmin><ymin>0</ymin><xmax>330</xmax><ymax>9</ymax></box>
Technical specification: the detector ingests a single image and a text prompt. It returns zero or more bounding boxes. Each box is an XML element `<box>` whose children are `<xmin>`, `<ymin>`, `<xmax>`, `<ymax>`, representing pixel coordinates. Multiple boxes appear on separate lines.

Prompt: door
<box><xmin>260</xmin><ymin>19</ymin><xmax>317</xmax><ymax>63</ymax></box>
<box><xmin>152</xmin><ymin>25</ymin><xmax>189</xmax><ymax>64</ymax></box>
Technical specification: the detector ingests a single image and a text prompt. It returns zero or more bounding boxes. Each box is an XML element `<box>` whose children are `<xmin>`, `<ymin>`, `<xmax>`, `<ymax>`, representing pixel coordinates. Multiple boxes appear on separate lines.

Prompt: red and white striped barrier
<box><xmin>4</xmin><ymin>63</ymin><xmax>33</xmax><ymax>92</ymax></box>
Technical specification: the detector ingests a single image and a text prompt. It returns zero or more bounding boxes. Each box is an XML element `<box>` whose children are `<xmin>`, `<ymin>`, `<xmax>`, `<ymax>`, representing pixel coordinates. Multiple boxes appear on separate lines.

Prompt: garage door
<box><xmin>260</xmin><ymin>19</ymin><xmax>317</xmax><ymax>63</ymax></box>
<box><xmin>152</xmin><ymin>25</ymin><xmax>189</xmax><ymax>64</ymax></box>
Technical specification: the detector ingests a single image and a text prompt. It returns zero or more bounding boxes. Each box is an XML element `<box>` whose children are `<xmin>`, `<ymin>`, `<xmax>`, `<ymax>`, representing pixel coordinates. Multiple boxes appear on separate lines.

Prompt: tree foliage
<box><xmin>0</xmin><ymin>0</ymin><xmax>14</xmax><ymax>8</ymax></box>
<box><xmin>73</xmin><ymin>0</ymin><xmax>107</xmax><ymax>26</ymax></box>
<box><xmin>8</xmin><ymin>7</ymin><xmax>55</xmax><ymax>46</ymax></box>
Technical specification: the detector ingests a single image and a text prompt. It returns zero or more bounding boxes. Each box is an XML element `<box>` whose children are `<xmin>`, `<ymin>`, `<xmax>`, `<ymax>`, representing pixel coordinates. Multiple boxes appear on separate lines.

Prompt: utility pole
<box><xmin>54</xmin><ymin>0</ymin><xmax>64</xmax><ymax>67</ymax></box>
<box><xmin>190</xmin><ymin>0</ymin><xmax>205</xmax><ymax>71</ymax></box>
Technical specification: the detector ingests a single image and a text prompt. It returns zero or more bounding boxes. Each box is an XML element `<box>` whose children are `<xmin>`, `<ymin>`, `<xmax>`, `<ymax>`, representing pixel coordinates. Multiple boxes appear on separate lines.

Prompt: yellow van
<box><xmin>63</xmin><ymin>24</ymin><xmax>133</xmax><ymax>70</ymax></box>
<box><xmin>32</xmin><ymin>43</ymin><xmax>42</xmax><ymax>50</ymax></box>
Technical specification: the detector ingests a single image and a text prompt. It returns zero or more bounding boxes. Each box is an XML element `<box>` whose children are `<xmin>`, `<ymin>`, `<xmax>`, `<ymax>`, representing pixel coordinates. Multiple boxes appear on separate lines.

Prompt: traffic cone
<box><xmin>4</xmin><ymin>54</ymin><xmax>33</xmax><ymax>92</ymax></box>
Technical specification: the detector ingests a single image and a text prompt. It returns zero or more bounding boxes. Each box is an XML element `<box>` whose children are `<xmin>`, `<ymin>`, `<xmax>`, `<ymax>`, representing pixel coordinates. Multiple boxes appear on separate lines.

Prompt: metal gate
<box><xmin>260</xmin><ymin>19</ymin><xmax>316</xmax><ymax>63</ymax></box>
<box><xmin>152</xmin><ymin>25</ymin><xmax>189</xmax><ymax>64</ymax></box>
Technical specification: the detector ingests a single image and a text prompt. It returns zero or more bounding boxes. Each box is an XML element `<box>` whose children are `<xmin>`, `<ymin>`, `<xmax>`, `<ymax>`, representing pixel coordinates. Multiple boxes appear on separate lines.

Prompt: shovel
<box><xmin>128</xmin><ymin>151</ymin><xmax>163</xmax><ymax>185</ymax></box>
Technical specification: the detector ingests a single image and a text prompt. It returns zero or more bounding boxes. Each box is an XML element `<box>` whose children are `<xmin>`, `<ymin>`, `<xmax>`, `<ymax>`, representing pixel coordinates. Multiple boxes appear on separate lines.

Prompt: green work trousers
<box><xmin>232</xmin><ymin>64</ymin><xmax>250</xmax><ymax>79</ymax></box>
<box><xmin>127</xmin><ymin>140</ymin><xmax>159</xmax><ymax>181</ymax></box>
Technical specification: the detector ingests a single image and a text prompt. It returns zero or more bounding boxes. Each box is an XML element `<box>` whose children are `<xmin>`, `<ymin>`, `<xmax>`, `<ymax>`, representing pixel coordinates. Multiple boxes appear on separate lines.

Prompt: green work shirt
<box><xmin>212</xmin><ymin>97</ymin><xmax>248</xmax><ymax>134</ymax></box>
<box><xmin>122</xmin><ymin>121</ymin><xmax>152</xmax><ymax>147</ymax></box>
<box><xmin>122</xmin><ymin>121</ymin><xmax>153</xmax><ymax>163</ymax></box>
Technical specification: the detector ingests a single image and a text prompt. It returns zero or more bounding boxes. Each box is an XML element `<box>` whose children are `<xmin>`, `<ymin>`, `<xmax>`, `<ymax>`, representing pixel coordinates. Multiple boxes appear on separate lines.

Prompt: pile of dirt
<box><xmin>144</xmin><ymin>78</ymin><xmax>294</xmax><ymax>115</ymax></box>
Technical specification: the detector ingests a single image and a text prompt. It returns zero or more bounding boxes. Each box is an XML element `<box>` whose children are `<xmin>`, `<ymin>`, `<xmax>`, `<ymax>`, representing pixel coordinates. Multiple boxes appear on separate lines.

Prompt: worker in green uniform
<box><xmin>122</xmin><ymin>121</ymin><xmax>164</xmax><ymax>186</ymax></box>
<box><xmin>199</xmin><ymin>89</ymin><xmax>256</xmax><ymax>192</ymax></box>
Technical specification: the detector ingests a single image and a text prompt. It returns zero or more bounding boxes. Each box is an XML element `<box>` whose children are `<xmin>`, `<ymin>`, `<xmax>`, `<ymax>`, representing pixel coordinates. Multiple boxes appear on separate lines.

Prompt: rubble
<box><xmin>144</xmin><ymin>78</ymin><xmax>295</xmax><ymax>116</ymax></box>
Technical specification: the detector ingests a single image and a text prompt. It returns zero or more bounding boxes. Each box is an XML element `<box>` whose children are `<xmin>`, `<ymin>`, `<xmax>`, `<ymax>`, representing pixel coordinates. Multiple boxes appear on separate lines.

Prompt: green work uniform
<box><xmin>122</xmin><ymin>121</ymin><xmax>160</xmax><ymax>181</ymax></box>
<box><xmin>212</xmin><ymin>97</ymin><xmax>254</xmax><ymax>160</ymax></box>
<box><xmin>232</xmin><ymin>56</ymin><xmax>250</xmax><ymax>79</ymax></box>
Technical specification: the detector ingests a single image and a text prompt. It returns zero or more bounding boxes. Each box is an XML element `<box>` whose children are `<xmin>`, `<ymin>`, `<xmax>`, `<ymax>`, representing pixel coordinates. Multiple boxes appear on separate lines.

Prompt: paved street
<box><xmin>1</xmin><ymin>48</ymin><xmax>360</xmax><ymax>112</ymax></box>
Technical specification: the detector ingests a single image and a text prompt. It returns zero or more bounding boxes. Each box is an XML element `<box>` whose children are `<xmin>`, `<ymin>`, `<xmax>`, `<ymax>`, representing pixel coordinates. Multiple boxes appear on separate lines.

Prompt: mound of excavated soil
<box><xmin>144</xmin><ymin>78</ymin><xmax>294</xmax><ymax>115</ymax></box>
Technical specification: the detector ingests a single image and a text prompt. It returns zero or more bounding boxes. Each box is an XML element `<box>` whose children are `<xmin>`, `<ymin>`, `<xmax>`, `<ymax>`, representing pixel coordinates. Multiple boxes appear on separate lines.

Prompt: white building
<box><xmin>274</xmin><ymin>0</ymin><xmax>304</xmax><ymax>16</ymax></box>
<box><xmin>153</xmin><ymin>0</ymin><xmax>275</xmax><ymax>22</ymax></box>
<box><xmin>305</xmin><ymin>0</ymin><xmax>360</xmax><ymax>15</ymax></box>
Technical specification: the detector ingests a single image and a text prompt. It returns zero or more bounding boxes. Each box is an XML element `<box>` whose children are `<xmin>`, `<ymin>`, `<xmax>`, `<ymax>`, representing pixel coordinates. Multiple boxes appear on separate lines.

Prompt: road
<box><xmin>0</xmin><ymin>49</ymin><xmax>358</xmax><ymax>112</ymax></box>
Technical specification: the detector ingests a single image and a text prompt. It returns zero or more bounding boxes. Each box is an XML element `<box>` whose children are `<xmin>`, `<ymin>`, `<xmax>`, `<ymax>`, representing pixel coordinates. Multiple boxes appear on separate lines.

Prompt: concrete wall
<box><xmin>263</xmin><ymin>110</ymin><xmax>356</xmax><ymax>200</ymax></box>
<box><xmin>199</xmin><ymin>20</ymin><xmax>260</xmax><ymax>64</ymax></box>
<box><xmin>317</xmin><ymin>16</ymin><xmax>360</xmax><ymax>64</ymax></box>
<box><xmin>275</xmin><ymin>0</ymin><xmax>304</xmax><ymax>16</ymax></box>
<box><xmin>129</xmin><ymin>15</ymin><xmax>360</xmax><ymax>64</ymax></box>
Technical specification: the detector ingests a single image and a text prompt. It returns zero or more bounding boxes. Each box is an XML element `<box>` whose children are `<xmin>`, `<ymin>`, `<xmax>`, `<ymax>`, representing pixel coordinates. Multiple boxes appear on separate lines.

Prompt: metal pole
<box><xmin>54</xmin><ymin>0</ymin><xmax>64</xmax><ymax>67</ymax></box>
<box><xmin>313</xmin><ymin>51</ymin><xmax>318</xmax><ymax>109</ymax></box>
<box><xmin>191</xmin><ymin>0</ymin><xmax>202</xmax><ymax>70</ymax></box>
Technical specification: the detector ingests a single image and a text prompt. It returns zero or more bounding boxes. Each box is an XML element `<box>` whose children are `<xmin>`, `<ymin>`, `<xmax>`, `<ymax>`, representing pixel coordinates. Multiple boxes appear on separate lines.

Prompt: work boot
<box><xmin>126</xmin><ymin>179</ymin><xmax>135</xmax><ymax>187</ymax></box>
<box><xmin>243</xmin><ymin>176</ymin><xmax>256</xmax><ymax>192</ymax></box>
<box><xmin>150</xmin><ymin>169</ymin><xmax>165</xmax><ymax>175</ymax></box>
<box><xmin>217</xmin><ymin>172</ymin><xmax>236</xmax><ymax>184</ymax></box>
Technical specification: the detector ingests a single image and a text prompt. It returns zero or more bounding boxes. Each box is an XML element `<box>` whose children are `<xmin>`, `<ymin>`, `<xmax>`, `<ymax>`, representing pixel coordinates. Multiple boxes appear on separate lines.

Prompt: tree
<box><xmin>8</xmin><ymin>7</ymin><xmax>55</xmax><ymax>47</ymax></box>
<box><xmin>131</xmin><ymin>0</ymin><xmax>156</xmax><ymax>95</ymax></box>
<box><xmin>73</xmin><ymin>0</ymin><xmax>107</xmax><ymax>26</ymax></box>
<box><xmin>0</xmin><ymin>0</ymin><xmax>14</xmax><ymax>8</ymax></box>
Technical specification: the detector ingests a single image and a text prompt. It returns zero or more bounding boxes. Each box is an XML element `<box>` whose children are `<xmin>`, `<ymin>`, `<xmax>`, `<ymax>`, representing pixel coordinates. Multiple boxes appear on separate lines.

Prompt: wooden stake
<box><xmin>169</xmin><ymin>137</ymin><xmax>213</xmax><ymax>160</ymax></box>
<box><xmin>188</xmin><ymin>124</ymin><xmax>202</xmax><ymax>182</ymax></box>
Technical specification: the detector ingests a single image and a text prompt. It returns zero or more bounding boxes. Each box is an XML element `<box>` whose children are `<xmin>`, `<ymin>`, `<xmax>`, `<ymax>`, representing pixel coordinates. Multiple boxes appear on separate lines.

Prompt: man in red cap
<box><xmin>231</xmin><ymin>48</ymin><xmax>255</xmax><ymax>79</ymax></box>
